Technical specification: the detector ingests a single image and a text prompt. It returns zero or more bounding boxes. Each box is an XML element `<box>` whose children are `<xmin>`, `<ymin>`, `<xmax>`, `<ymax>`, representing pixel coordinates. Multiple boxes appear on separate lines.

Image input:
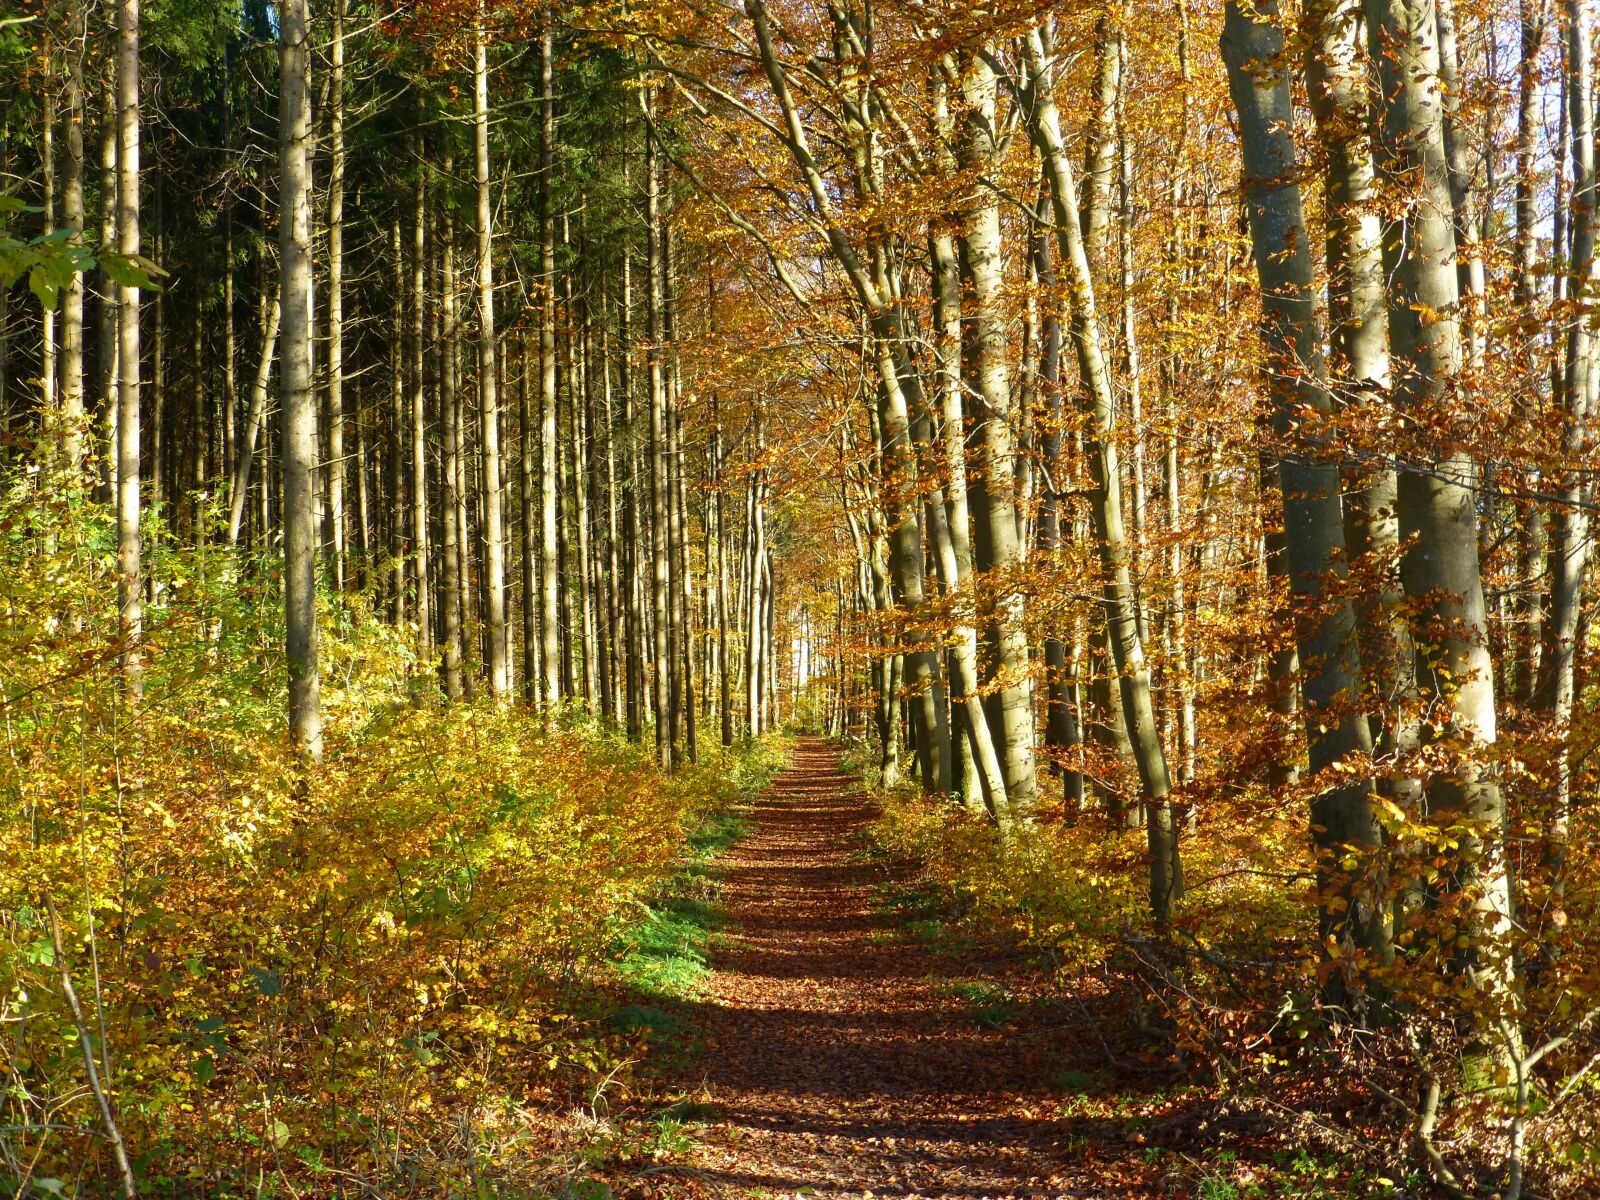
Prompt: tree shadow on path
<box><xmin>647</xmin><ymin>737</ymin><xmax>1174</xmax><ymax>1200</ymax></box>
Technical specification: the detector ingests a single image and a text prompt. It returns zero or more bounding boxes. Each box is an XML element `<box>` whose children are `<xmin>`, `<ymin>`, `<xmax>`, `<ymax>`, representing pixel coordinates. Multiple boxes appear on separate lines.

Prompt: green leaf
<box><xmin>28</xmin><ymin>264</ymin><xmax>59</xmax><ymax>309</ymax></box>
<box><xmin>270</xmin><ymin>1118</ymin><xmax>291</xmax><ymax>1149</ymax></box>
<box><xmin>100</xmin><ymin>254</ymin><xmax>154</xmax><ymax>289</ymax></box>
<box><xmin>31</xmin><ymin>1179</ymin><xmax>67</xmax><ymax>1197</ymax></box>
<box><xmin>248</xmin><ymin>966</ymin><xmax>283</xmax><ymax>997</ymax></box>
<box><xmin>193</xmin><ymin>1054</ymin><xmax>217</xmax><ymax>1084</ymax></box>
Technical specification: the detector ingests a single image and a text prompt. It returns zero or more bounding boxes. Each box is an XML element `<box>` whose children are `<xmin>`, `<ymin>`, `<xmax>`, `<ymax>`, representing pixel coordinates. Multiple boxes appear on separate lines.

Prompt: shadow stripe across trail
<box><xmin>674</xmin><ymin>737</ymin><xmax>1111</xmax><ymax>1199</ymax></box>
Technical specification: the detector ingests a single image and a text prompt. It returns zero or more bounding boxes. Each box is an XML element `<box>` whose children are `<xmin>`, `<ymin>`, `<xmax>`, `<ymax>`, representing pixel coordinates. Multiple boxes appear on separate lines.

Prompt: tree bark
<box><xmin>279</xmin><ymin>0</ymin><xmax>321</xmax><ymax>758</ymax></box>
<box><xmin>958</xmin><ymin>49</ymin><xmax>1037</xmax><ymax>815</ymax></box>
<box><xmin>61</xmin><ymin>6</ymin><xmax>86</xmax><ymax>470</ymax></box>
<box><xmin>439</xmin><ymin>194</ymin><xmax>464</xmax><ymax>701</ymax></box>
<box><xmin>325</xmin><ymin>0</ymin><xmax>347</xmax><ymax>588</ymax></box>
<box><xmin>115</xmin><ymin>0</ymin><xmax>142</xmax><ymax>700</ymax></box>
<box><xmin>411</xmin><ymin>165</ymin><xmax>432</xmax><ymax>659</ymax></box>
<box><xmin>96</xmin><ymin>50</ymin><xmax>118</xmax><ymax>500</ymax></box>
<box><xmin>1365</xmin><ymin>0</ymin><xmax>1516</xmax><ymax>1076</ymax></box>
<box><xmin>538</xmin><ymin>20</ymin><xmax>562</xmax><ymax>709</ymax></box>
<box><xmin>1533</xmin><ymin>0</ymin><xmax>1598</xmax><ymax>932</ymax></box>
<box><xmin>645</xmin><ymin>93</ymin><xmax>673</xmax><ymax>765</ymax></box>
<box><xmin>475</xmin><ymin>0</ymin><xmax>509</xmax><ymax>698</ymax></box>
<box><xmin>1223</xmin><ymin>0</ymin><xmax>1386</xmax><ymax>986</ymax></box>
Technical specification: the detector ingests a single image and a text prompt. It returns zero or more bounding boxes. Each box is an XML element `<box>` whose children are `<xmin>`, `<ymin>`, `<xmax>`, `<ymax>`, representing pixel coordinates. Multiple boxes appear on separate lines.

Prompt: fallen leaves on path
<box><xmin>653</xmin><ymin>739</ymin><xmax>1173</xmax><ymax>1200</ymax></box>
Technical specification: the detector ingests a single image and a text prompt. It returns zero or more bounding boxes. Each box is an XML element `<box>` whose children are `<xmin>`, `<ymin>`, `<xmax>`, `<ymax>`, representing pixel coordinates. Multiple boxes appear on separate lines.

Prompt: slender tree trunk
<box><xmin>96</xmin><ymin>54</ymin><xmax>117</xmax><ymax>500</ymax></box>
<box><xmin>355</xmin><ymin>381</ymin><xmax>372</xmax><ymax>588</ymax></box>
<box><xmin>537</xmin><ymin>22</ymin><xmax>561</xmax><ymax>709</ymax></box>
<box><xmin>42</xmin><ymin>81</ymin><xmax>57</xmax><ymax>434</ymax></box>
<box><xmin>582</xmin><ymin>277</ymin><xmax>610</xmax><ymax>718</ymax></box>
<box><xmin>1435</xmin><ymin>0</ymin><xmax>1487</xmax><ymax>370</ymax></box>
<box><xmin>389</xmin><ymin>220</ymin><xmax>407</xmax><ymax>620</ymax></box>
<box><xmin>600</xmin><ymin>285</ymin><xmax>624</xmax><ymax>724</ymax></box>
<box><xmin>665</xmin><ymin>227</ymin><xmax>695</xmax><ymax>755</ymax></box>
<box><xmin>227</xmin><ymin>295</ymin><xmax>280</xmax><ymax>546</ymax></box>
<box><xmin>927</xmin><ymin>228</ymin><xmax>1008</xmax><ymax>817</ymax></box>
<box><xmin>521</xmin><ymin>337</ymin><xmax>540</xmax><ymax>703</ymax></box>
<box><xmin>575</xmin><ymin>273</ymin><xmax>597</xmax><ymax>712</ymax></box>
<box><xmin>411</xmin><ymin>166</ymin><xmax>432</xmax><ymax>659</ymax></box>
<box><xmin>747</xmin><ymin>433</ymin><xmax>769</xmax><ymax>739</ymax></box>
<box><xmin>1162</xmin><ymin>8</ymin><xmax>1195</xmax><ymax>785</ymax></box>
<box><xmin>115</xmin><ymin>0</ymin><xmax>142</xmax><ymax>699</ymax></box>
<box><xmin>439</xmin><ymin>197</ymin><xmax>464</xmax><ymax>700</ymax></box>
<box><xmin>1305</xmin><ymin>0</ymin><xmax>1414</xmax><ymax>802</ymax></box>
<box><xmin>672</xmin><ymin>397</ymin><xmax>697</xmax><ymax>760</ymax></box>
<box><xmin>220</xmin><ymin>50</ymin><xmax>235</xmax><ymax>492</ymax></box>
<box><xmin>1029</xmin><ymin>176</ymin><xmax>1083</xmax><ymax>808</ymax></box>
<box><xmin>714</xmin><ymin>394</ymin><xmax>733</xmax><ymax>746</ymax></box>
<box><xmin>620</xmin><ymin>245</ymin><xmax>644</xmax><ymax>740</ymax></box>
<box><xmin>1024</xmin><ymin>26</ymin><xmax>1180</xmax><ymax>921</ymax></box>
<box><xmin>279</xmin><ymin>0</ymin><xmax>320</xmax><ymax>757</ymax></box>
<box><xmin>475</xmin><ymin>1</ymin><xmax>508</xmax><ymax>698</ymax></box>
<box><xmin>325</xmin><ymin>0</ymin><xmax>347</xmax><ymax>588</ymax></box>
<box><xmin>1534</xmin><ymin>0</ymin><xmax>1599</xmax><ymax>932</ymax></box>
<box><xmin>61</xmin><ymin>7</ymin><xmax>86</xmax><ymax>470</ymax></box>
<box><xmin>645</xmin><ymin>98</ymin><xmax>673</xmax><ymax>766</ymax></box>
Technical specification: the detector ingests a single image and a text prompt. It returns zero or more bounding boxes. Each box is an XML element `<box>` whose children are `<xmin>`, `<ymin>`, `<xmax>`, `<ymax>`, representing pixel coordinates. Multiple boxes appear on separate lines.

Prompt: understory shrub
<box><xmin>0</xmin><ymin>481</ymin><xmax>777</xmax><ymax>1194</ymax></box>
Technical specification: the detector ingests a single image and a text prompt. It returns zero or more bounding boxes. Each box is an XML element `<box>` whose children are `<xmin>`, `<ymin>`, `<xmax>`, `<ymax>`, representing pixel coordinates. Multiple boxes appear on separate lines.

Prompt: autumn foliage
<box><xmin>0</xmin><ymin>477</ymin><xmax>780</xmax><ymax>1192</ymax></box>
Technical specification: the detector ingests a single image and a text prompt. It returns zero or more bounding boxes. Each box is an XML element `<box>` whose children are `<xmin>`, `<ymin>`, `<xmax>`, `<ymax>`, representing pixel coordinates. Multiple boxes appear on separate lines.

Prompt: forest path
<box><xmin>672</xmin><ymin>737</ymin><xmax>1134</xmax><ymax>1199</ymax></box>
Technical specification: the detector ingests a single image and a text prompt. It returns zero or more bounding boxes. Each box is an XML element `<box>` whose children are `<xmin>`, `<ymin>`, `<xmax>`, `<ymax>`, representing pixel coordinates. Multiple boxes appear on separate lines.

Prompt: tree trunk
<box><xmin>279</xmin><ymin>0</ymin><xmax>321</xmax><ymax>758</ymax></box>
<box><xmin>475</xmin><ymin>0</ymin><xmax>509</xmax><ymax>698</ymax></box>
<box><xmin>575</xmin><ymin>267</ymin><xmax>598</xmax><ymax>713</ymax></box>
<box><xmin>61</xmin><ymin>7</ymin><xmax>86</xmax><ymax>470</ymax></box>
<box><xmin>645</xmin><ymin>96</ymin><xmax>673</xmax><ymax>765</ymax></box>
<box><xmin>927</xmin><ymin>226</ymin><xmax>1008</xmax><ymax>817</ymax></box>
<box><xmin>958</xmin><ymin>49</ymin><xmax>1037</xmax><ymax>815</ymax></box>
<box><xmin>439</xmin><ymin>190</ymin><xmax>465</xmax><ymax>700</ymax></box>
<box><xmin>1534</xmin><ymin>0</ymin><xmax>1598</xmax><ymax>933</ymax></box>
<box><xmin>227</xmin><ymin>294</ymin><xmax>280</xmax><ymax>546</ymax></box>
<box><xmin>1031</xmin><ymin>182</ymin><xmax>1083</xmax><ymax>808</ymax></box>
<box><xmin>97</xmin><ymin>52</ymin><xmax>118</xmax><ymax>500</ymax></box>
<box><xmin>42</xmin><ymin>81</ymin><xmax>57</xmax><ymax>436</ymax></box>
<box><xmin>115</xmin><ymin>0</ymin><xmax>143</xmax><ymax>700</ymax></box>
<box><xmin>1224</xmin><ymin>0</ymin><xmax>1387</xmax><ymax>989</ymax></box>
<box><xmin>714</xmin><ymin>394</ymin><xmax>733</xmax><ymax>746</ymax></box>
<box><xmin>325</xmin><ymin>0</ymin><xmax>347</xmax><ymax>588</ymax></box>
<box><xmin>1365</xmin><ymin>0</ymin><xmax>1517</xmax><ymax>1078</ymax></box>
<box><xmin>411</xmin><ymin>166</ymin><xmax>432</xmax><ymax>659</ymax></box>
<box><xmin>1023</xmin><ymin>26</ymin><xmax>1181</xmax><ymax>922</ymax></box>
<box><xmin>534</xmin><ymin>21</ymin><xmax>562</xmax><ymax>710</ymax></box>
<box><xmin>1304</xmin><ymin>0</ymin><xmax>1415</xmax><ymax>809</ymax></box>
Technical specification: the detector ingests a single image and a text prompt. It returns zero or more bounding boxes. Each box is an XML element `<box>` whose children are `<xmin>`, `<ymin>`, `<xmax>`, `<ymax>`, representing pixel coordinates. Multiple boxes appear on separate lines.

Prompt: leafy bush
<box><xmin>0</xmin><ymin>478</ymin><xmax>771</xmax><ymax>1194</ymax></box>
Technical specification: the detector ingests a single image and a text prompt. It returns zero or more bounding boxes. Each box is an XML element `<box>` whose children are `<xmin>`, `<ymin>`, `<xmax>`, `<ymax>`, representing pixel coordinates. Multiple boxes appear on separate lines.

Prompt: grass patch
<box><xmin>932</xmin><ymin>978</ymin><xmax>1018</xmax><ymax>1028</ymax></box>
<box><xmin>612</xmin><ymin>811</ymin><xmax>751</xmax><ymax>1000</ymax></box>
<box><xmin>613</xmin><ymin>894</ymin><xmax>724</xmax><ymax>999</ymax></box>
<box><xmin>609</xmin><ymin>740</ymin><xmax>784</xmax><ymax>1006</ymax></box>
<box><xmin>876</xmin><ymin>880</ymin><xmax>975</xmax><ymax>957</ymax></box>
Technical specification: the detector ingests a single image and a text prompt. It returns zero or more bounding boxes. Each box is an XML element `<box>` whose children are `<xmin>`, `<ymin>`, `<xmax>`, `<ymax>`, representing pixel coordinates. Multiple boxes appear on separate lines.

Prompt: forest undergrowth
<box><xmin>0</xmin><ymin>479</ymin><xmax>786</xmax><ymax>1197</ymax></box>
<box><xmin>850</xmin><ymin>741</ymin><xmax>1600</xmax><ymax>1200</ymax></box>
